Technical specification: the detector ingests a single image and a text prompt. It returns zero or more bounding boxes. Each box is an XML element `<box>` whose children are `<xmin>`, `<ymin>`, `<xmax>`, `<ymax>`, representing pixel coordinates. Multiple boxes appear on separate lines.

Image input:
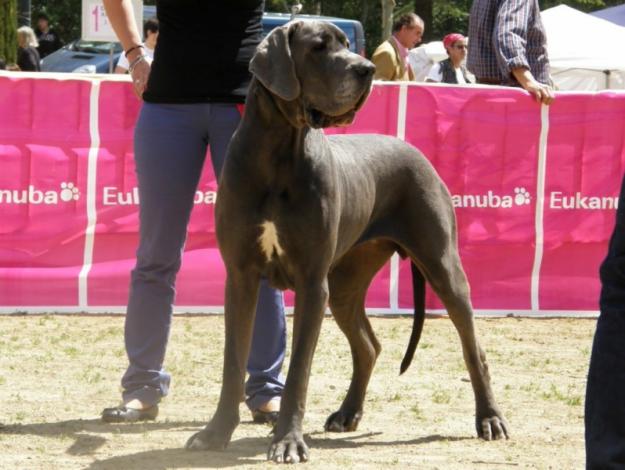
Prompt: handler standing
<box><xmin>467</xmin><ymin>0</ymin><xmax>554</xmax><ymax>104</ymax></box>
<box><xmin>100</xmin><ymin>0</ymin><xmax>285</xmax><ymax>424</ymax></box>
<box><xmin>586</xmin><ymin>177</ymin><xmax>625</xmax><ymax>467</ymax></box>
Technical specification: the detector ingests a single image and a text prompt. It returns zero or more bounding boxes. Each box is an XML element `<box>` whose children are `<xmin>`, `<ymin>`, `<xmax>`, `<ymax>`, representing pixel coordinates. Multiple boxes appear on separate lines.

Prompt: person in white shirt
<box><xmin>426</xmin><ymin>33</ymin><xmax>472</xmax><ymax>84</ymax></box>
<box><xmin>115</xmin><ymin>17</ymin><xmax>158</xmax><ymax>74</ymax></box>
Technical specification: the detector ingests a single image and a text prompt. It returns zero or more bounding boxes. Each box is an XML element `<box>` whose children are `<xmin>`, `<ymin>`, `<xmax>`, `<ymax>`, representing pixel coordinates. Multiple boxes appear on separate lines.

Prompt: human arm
<box><xmin>494</xmin><ymin>0</ymin><xmax>553</xmax><ymax>104</ymax></box>
<box><xmin>511</xmin><ymin>67</ymin><xmax>553</xmax><ymax>104</ymax></box>
<box><xmin>102</xmin><ymin>0</ymin><xmax>150</xmax><ymax>96</ymax></box>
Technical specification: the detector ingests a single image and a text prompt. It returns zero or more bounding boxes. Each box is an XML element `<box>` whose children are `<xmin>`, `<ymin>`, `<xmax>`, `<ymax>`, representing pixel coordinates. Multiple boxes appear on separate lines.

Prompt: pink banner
<box><xmin>0</xmin><ymin>75</ymin><xmax>91</xmax><ymax>306</ymax></box>
<box><xmin>539</xmin><ymin>93</ymin><xmax>625</xmax><ymax>311</ymax></box>
<box><xmin>399</xmin><ymin>86</ymin><xmax>542</xmax><ymax>311</ymax></box>
<box><xmin>1</xmin><ymin>74</ymin><xmax>624</xmax><ymax>314</ymax></box>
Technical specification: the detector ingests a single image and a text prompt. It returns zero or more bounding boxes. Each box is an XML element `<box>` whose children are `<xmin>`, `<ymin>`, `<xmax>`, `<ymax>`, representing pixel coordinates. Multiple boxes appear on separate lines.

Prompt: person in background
<box><xmin>17</xmin><ymin>26</ymin><xmax>40</xmax><ymax>72</ymax></box>
<box><xmin>99</xmin><ymin>0</ymin><xmax>285</xmax><ymax>425</ymax></box>
<box><xmin>115</xmin><ymin>17</ymin><xmax>158</xmax><ymax>74</ymax></box>
<box><xmin>467</xmin><ymin>0</ymin><xmax>553</xmax><ymax>104</ymax></box>
<box><xmin>35</xmin><ymin>13</ymin><xmax>62</xmax><ymax>59</ymax></box>
<box><xmin>426</xmin><ymin>33</ymin><xmax>472</xmax><ymax>84</ymax></box>
<box><xmin>371</xmin><ymin>13</ymin><xmax>424</xmax><ymax>81</ymax></box>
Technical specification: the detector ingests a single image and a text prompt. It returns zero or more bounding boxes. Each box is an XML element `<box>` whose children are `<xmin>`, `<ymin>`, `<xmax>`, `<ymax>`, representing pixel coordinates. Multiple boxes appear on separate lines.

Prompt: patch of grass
<box><xmin>432</xmin><ymin>389</ymin><xmax>451</xmax><ymax>404</ymax></box>
<box><xmin>410</xmin><ymin>402</ymin><xmax>423</xmax><ymax>419</ymax></box>
<box><xmin>81</xmin><ymin>370</ymin><xmax>104</xmax><ymax>384</ymax></box>
<box><xmin>540</xmin><ymin>383</ymin><xmax>583</xmax><ymax>406</ymax></box>
<box><xmin>521</xmin><ymin>381</ymin><xmax>541</xmax><ymax>393</ymax></box>
<box><xmin>63</xmin><ymin>346</ymin><xmax>79</xmax><ymax>357</ymax></box>
<box><xmin>49</xmin><ymin>332</ymin><xmax>70</xmax><ymax>345</ymax></box>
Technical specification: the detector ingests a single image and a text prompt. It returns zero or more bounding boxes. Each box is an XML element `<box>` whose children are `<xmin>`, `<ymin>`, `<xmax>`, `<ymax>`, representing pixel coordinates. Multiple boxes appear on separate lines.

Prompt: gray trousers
<box><xmin>121</xmin><ymin>102</ymin><xmax>286</xmax><ymax>410</ymax></box>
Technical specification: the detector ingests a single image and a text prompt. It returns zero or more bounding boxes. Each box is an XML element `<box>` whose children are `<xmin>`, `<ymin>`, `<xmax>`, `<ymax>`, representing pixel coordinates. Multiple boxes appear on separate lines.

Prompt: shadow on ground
<box><xmin>82</xmin><ymin>432</ymin><xmax>473</xmax><ymax>469</ymax></box>
<box><xmin>0</xmin><ymin>419</ymin><xmax>203</xmax><ymax>456</ymax></box>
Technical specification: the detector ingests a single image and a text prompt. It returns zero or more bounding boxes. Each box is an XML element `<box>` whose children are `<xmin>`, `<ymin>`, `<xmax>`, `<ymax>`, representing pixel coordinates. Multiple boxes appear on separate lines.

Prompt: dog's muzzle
<box><xmin>305</xmin><ymin>77</ymin><xmax>373</xmax><ymax>129</ymax></box>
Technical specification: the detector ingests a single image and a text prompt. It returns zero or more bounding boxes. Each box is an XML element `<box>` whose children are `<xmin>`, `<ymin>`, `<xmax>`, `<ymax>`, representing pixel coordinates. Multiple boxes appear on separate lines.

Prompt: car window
<box><xmin>71</xmin><ymin>40</ymin><xmax>123</xmax><ymax>54</ymax></box>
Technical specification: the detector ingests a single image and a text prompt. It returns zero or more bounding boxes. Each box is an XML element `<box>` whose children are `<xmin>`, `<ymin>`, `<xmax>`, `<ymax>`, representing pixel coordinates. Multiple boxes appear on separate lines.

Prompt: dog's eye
<box><xmin>313</xmin><ymin>41</ymin><xmax>326</xmax><ymax>52</ymax></box>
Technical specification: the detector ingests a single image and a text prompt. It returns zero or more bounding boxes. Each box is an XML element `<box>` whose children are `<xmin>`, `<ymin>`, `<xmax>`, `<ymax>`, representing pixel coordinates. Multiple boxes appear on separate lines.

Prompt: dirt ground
<box><xmin>0</xmin><ymin>314</ymin><xmax>594</xmax><ymax>469</ymax></box>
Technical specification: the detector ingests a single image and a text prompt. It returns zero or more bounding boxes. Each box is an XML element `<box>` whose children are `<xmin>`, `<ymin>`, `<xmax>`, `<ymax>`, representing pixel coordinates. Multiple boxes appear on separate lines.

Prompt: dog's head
<box><xmin>250</xmin><ymin>20</ymin><xmax>375</xmax><ymax>128</ymax></box>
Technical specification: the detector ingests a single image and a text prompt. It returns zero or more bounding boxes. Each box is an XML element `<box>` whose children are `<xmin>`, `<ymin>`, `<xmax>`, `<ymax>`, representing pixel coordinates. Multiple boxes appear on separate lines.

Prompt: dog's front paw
<box><xmin>476</xmin><ymin>408</ymin><xmax>509</xmax><ymax>441</ymax></box>
<box><xmin>267</xmin><ymin>431</ymin><xmax>309</xmax><ymax>463</ymax></box>
<box><xmin>185</xmin><ymin>419</ymin><xmax>237</xmax><ymax>451</ymax></box>
<box><xmin>324</xmin><ymin>409</ymin><xmax>362</xmax><ymax>432</ymax></box>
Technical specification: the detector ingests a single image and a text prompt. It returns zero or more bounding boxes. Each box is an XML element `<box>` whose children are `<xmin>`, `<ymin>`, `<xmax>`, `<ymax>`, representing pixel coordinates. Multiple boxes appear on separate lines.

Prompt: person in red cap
<box><xmin>426</xmin><ymin>33</ymin><xmax>472</xmax><ymax>84</ymax></box>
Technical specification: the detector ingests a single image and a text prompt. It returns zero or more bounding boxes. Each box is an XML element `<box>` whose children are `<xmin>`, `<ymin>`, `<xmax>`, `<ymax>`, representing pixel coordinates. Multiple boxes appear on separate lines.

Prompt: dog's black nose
<box><xmin>351</xmin><ymin>61</ymin><xmax>376</xmax><ymax>78</ymax></box>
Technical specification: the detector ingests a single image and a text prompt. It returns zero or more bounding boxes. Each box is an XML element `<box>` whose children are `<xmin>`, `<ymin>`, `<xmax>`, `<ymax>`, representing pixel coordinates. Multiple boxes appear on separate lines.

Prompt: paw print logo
<box><xmin>514</xmin><ymin>187</ymin><xmax>531</xmax><ymax>206</ymax></box>
<box><xmin>60</xmin><ymin>182</ymin><xmax>80</xmax><ymax>202</ymax></box>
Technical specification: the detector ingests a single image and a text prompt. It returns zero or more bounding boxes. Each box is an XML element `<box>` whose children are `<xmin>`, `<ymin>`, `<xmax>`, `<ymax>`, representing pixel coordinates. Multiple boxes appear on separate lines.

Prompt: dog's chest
<box><xmin>258</xmin><ymin>220</ymin><xmax>285</xmax><ymax>262</ymax></box>
<box><xmin>256</xmin><ymin>219</ymin><xmax>294</xmax><ymax>290</ymax></box>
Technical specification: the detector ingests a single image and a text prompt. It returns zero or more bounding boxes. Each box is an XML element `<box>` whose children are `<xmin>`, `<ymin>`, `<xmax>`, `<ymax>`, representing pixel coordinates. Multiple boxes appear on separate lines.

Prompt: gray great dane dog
<box><xmin>186</xmin><ymin>20</ymin><xmax>509</xmax><ymax>463</ymax></box>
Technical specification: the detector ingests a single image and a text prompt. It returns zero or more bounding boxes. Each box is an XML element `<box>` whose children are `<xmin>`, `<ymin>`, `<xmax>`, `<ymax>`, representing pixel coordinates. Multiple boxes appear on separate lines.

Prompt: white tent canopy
<box><xmin>590</xmin><ymin>4</ymin><xmax>625</xmax><ymax>28</ymax></box>
<box><xmin>542</xmin><ymin>4</ymin><xmax>625</xmax><ymax>90</ymax></box>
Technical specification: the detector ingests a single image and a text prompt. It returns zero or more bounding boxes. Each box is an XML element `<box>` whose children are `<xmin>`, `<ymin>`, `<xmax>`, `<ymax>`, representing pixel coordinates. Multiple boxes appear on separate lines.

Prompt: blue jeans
<box><xmin>121</xmin><ymin>102</ymin><xmax>285</xmax><ymax>410</ymax></box>
<box><xmin>585</xmin><ymin>171</ymin><xmax>625</xmax><ymax>468</ymax></box>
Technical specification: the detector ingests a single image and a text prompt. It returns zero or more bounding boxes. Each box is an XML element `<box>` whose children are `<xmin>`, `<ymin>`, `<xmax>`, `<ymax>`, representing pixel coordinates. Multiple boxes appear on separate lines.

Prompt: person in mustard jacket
<box><xmin>371</xmin><ymin>13</ymin><xmax>424</xmax><ymax>81</ymax></box>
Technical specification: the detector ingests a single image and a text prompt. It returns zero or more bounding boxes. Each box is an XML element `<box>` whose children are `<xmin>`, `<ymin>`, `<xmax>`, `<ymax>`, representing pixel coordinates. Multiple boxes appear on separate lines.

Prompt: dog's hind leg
<box><xmin>406</xmin><ymin>240</ymin><xmax>509</xmax><ymax>441</ymax></box>
<box><xmin>324</xmin><ymin>240</ymin><xmax>395</xmax><ymax>432</ymax></box>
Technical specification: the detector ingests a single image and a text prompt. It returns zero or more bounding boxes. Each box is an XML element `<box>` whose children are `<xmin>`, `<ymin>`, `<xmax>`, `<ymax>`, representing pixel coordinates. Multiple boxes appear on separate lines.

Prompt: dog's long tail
<box><xmin>399</xmin><ymin>262</ymin><xmax>426</xmax><ymax>375</ymax></box>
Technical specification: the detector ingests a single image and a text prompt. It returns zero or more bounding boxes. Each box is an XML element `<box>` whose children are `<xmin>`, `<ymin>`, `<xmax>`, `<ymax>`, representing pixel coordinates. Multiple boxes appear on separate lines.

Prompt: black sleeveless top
<box><xmin>143</xmin><ymin>0</ymin><xmax>264</xmax><ymax>103</ymax></box>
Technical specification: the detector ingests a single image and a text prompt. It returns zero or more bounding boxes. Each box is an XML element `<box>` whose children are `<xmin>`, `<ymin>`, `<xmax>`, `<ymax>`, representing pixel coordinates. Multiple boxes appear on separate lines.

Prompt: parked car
<box><xmin>41</xmin><ymin>5</ymin><xmax>156</xmax><ymax>74</ymax></box>
<box><xmin>41</xmin><ymin>10</ymin><xmax>365</xmax><ymax>74</ymax></box>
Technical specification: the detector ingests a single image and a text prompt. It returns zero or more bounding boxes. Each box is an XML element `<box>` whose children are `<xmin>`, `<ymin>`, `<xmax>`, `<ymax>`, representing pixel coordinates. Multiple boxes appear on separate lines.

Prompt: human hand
<box><xmin>522</xmin><ymin>79</ymin><xmax>554</xmax><ymax>105</ymax></box>
<box><xmin>512</xmin><ymin>67</ymin><xmax>554</xmax><ymax>105</ymax></box>
<box><xmin>129</xmin><ymin>56</ymin><xmax>151</xmax><ymax>99</ymax></box>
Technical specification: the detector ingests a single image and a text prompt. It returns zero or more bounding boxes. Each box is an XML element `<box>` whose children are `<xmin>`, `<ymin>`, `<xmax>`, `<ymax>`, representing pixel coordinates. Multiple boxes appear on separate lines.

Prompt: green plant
<box><xmin>0</xmin><ymin>0</ymin><xmax>17</xmax><ymax>64</ymax></box>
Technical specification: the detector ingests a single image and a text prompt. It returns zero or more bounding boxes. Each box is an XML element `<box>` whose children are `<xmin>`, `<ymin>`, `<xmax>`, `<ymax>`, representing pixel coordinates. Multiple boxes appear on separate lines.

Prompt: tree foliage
<box><xmin>31</xmin><ymin>0</ymin><xmax>80</xmax><ymax>44</ymax></box>
<box><xmin>0</xmin><ymin>0</ymin><xmax>17</xmax><ymax>64</ymax></box>
<box><xmin>22</xmin><ymin>0</ymin><xmax>625</xmax><ymax>59</ymax></box>
<box><xmin>270</xmin><ymin>0</ymin><xmax>623</xmax><ymax>56</ymax></box>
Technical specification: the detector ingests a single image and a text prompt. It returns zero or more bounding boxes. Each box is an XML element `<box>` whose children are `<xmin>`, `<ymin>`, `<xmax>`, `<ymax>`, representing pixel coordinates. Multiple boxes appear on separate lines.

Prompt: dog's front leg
<box><xmin>186</xmin><ymin>269</ymin><xmax>260</xmax><ymax>451</ymax></box>
<box><xmin>268</xmin><ymin>279</ymin><xmax>329</xmax><ymax>464</ymax></box>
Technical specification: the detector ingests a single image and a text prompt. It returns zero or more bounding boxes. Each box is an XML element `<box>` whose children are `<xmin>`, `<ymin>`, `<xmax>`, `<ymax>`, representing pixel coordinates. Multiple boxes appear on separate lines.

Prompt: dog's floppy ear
<box><xmin>250</xmin><ymin>21</ymin><xmax>301</xmax><ymax>101</ymax></box>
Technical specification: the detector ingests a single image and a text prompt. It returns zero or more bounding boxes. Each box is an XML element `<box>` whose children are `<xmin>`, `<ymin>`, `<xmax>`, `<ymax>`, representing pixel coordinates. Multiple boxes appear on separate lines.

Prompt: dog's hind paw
<box><xmin>324</xmin><ymin>409</ymin><xmax>362</xmax><ymax>432</ymax></box>
<box><xmin>268</xmin><ymin>431</ymin><xmax>309</xmax><ymax>464</ymax></box>
<box><xmin>477</xmin><ymin>412</ymin><xmax>510</xmax><ymax>441</ymax></box>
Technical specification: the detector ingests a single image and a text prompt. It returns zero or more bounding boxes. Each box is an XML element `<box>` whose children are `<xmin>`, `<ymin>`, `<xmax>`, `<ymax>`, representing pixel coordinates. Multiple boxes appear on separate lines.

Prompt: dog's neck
<box><xmin>227</xmin><ymin>79</ymin><xmax>329</xmax><ymax>185</ymax></box>
<box><xmin>236</xmin><ymin>79</ymin><xmax>323</xmax><ymax>161</ymax></box>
